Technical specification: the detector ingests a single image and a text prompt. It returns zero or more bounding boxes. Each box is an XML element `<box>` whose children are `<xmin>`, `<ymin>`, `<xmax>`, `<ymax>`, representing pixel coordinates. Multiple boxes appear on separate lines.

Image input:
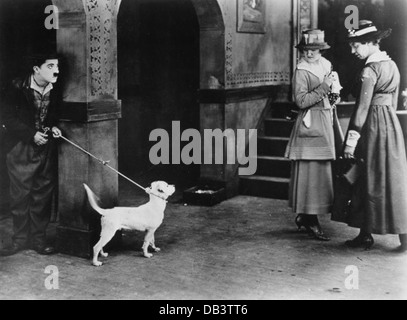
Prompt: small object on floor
<box><xmin>195</xmin><ymin>189</ymin><xmax>216</xmax><ymax>195</ymax></box>
<box><xmin>31</xmin><ymin>243</ymin><xmax>56</xmax><ymax>255</ymax></box>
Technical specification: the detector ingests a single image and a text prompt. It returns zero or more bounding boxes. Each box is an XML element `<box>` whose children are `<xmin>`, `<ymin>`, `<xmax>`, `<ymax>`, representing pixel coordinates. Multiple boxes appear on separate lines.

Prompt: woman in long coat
<box><xmin>341</xmin><ymin>20</ymin><xmax>407</xmax><ymax>252</ymax></box>
<box><xmin>286</xmin><ymin>29</ymin><xmax>342</xmax><ymax>241</ymax></box>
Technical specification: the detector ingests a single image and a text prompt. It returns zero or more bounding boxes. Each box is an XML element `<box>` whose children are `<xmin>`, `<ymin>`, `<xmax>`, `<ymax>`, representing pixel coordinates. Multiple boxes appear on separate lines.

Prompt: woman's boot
<box><xmin>307</xmin><ymin>216</ymin><xmax>330</xmax><ymax>241</ymax></box>
<box><xmin>345</xmin><ymin>229</ymin><xmax>374</xmax><ymax>250</ymax></box>
<box><xmin>295</xmin><ymin>214</ymin><xmax>310</xmax><ymax>232</ymax></box>
<box><xmin>397</xmin><ymin>234</ymin><xmax>407</xmax><ymax>253</ymax></box>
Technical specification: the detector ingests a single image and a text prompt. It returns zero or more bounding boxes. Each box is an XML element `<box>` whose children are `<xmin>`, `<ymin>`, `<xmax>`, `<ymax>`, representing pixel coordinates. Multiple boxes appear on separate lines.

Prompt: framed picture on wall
<box><xmin>237</xmin><ymin>0</ymin><xmax>266</xmax><ymax>34</ymax></box>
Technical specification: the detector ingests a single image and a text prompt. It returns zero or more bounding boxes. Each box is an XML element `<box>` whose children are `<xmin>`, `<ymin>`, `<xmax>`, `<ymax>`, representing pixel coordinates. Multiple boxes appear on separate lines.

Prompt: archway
<box><xmin>117</xmin><ymin>0</ymin><xmax>224</xmax><ymax>196</ymax></box>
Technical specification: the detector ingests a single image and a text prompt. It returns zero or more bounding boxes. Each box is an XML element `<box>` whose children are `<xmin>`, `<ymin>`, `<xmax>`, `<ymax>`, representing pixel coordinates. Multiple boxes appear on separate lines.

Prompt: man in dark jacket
<box><xmin>0</xmin><ymin>52</ymin><xmax>62</xmax><ymax>256</ymax></box>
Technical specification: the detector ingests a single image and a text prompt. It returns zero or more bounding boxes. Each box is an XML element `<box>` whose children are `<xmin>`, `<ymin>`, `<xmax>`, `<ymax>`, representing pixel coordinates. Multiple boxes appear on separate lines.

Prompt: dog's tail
<box><xmin>83</xmin><ymin>184</ymin><xmax>107</xmax><ymax>216</ymax></box>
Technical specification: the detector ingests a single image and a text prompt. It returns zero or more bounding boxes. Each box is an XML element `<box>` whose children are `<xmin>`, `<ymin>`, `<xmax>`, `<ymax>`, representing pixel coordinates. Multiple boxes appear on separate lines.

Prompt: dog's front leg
<box><xmin>142</xmin><ymin>229</ymin><xmax>156</xmax><ymax>258</ymax></box>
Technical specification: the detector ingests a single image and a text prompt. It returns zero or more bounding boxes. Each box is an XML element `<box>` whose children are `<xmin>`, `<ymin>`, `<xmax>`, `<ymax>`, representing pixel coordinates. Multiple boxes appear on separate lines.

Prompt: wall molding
<box><xmin>198</xmin><ymin>85</ymin><xmax>285</xmax><ymax>104</ymax></box>
<box><xmin>59</xmin><ymin>100</ymin><xmax>122</xmax><ymax>122</ymax></box>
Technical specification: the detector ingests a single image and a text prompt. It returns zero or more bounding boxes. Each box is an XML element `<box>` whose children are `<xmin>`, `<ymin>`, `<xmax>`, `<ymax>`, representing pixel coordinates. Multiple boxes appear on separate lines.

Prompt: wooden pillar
<box><xmin>53</xmin><ymin>0</ymin><xmax>121</xmax><ymax>258</ymax></box>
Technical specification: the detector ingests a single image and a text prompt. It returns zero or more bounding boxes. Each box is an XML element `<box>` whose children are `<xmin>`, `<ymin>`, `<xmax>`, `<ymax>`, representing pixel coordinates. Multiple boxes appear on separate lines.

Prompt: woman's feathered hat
<box><xmin>295</xmin><ymin>29</ymin><xmax>331</xmax><ymax>51</ymax></box>
<box><xmin>347</xmin><ymin>20</ymin><xmax>392</xmax><ymax>43</ymax></box>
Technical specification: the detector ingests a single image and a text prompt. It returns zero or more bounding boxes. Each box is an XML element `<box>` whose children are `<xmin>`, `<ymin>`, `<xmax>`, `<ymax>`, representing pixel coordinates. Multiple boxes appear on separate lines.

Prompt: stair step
<box><xmin>238</xmin><ymin>104</ymin><xmax>296</xmax><ymax>200</ymax></box>
<box><xmin>256</xmin><ymin>156</ymin><xmax>291</xmax><ymax>178</ymax></box>
<box><xmin>264</xmin><ymin>118</ymin><xmax>294</xmax><ymax>137</ymax></box>
<box><xmin>270</xmin><ymin>102</ymin><xmax>298</xmax><ymax>119</ymax></box>
<box><xmin>239</xmin><ymin>175</ymin><xmax>289</xmax><ymax>200</ymax></box>
<box><xmin>258</xmin><ymin>136</ymin><xmax>289</xmax><ymax>157</ymax></box>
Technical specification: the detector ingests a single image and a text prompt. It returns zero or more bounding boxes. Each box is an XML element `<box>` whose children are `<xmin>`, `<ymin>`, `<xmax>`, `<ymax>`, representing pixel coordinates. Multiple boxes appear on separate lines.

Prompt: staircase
<box><xmin>239</xmin><ymin>102</ymin><xmax>296</xmax><ymax>200</ymax></box>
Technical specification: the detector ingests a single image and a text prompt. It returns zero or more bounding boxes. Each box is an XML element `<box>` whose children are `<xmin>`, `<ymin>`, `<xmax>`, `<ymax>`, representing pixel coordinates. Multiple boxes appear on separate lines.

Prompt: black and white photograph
<box><xmin>0</xmin><ymin>0</ymin><xmax>406</xmax><ymax>303</ymax></box>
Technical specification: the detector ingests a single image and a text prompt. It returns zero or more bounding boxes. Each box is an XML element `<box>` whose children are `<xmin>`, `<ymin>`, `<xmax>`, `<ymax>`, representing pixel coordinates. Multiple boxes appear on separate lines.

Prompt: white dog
<box><xmin>83</xmin><ymin>181</ymin><xmax>175</xmax><ymax>267</ymax></box>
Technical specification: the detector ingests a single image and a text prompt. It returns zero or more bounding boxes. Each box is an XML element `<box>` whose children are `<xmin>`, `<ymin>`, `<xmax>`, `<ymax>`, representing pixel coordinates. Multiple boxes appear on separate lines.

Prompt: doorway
<box><xmin>117</xmin><ymin>0</ymin><xmax>200</xmax><ymax>194</ymax></box>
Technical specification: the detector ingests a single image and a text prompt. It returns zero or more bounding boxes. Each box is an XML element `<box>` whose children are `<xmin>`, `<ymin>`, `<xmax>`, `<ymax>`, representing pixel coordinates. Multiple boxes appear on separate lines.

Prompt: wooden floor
<box><xmin>1</xmin><ymin>183</ymin><xmax>407</xmax><ymax>300</ymax></box>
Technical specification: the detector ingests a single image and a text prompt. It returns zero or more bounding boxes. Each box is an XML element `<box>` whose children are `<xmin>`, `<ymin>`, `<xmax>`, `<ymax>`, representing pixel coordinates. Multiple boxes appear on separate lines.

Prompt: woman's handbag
<box><xmin>331</xmin><ymin>157</ymin><xmax>363</xmax><ymax>223</ymax></box>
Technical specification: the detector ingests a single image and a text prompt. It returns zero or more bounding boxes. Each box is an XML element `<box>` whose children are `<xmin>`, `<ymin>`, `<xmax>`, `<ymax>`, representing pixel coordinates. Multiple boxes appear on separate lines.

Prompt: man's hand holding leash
<box><xmin>52</xmin><ymin>126</ymin><xmax>62</xmax><ymax>138</ymax></box>
<box><xmin>35</xmin><ymin>126</ymin><xmax>62</xmax><ymax>146</ymax></box>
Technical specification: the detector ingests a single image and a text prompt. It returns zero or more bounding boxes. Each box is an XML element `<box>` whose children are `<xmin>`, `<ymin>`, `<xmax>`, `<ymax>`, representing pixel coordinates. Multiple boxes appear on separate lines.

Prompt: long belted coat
<box><xmin>285</xmin><ymin>57</ymin><xmax>341</xmax><ymax>161</ymax></box>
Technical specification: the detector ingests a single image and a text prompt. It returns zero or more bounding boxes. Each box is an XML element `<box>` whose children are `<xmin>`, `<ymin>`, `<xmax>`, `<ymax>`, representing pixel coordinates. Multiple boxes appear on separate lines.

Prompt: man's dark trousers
<box><xmin>6</xmin><ymin>139</ymin><xmax>56</xmax><ymax>247</ymax></box>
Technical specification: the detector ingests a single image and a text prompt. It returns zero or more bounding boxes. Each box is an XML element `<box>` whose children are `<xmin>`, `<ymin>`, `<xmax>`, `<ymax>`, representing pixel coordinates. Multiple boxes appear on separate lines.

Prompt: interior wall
<box><xmin>117</xmin><ymin>0</ymin><xmax>200</xmax><ymax>186</ymax></box>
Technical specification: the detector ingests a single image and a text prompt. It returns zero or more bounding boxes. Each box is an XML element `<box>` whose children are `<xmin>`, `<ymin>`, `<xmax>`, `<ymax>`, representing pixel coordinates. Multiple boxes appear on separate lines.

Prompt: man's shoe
<box><xmin>0</xmin><ymin>242</ymin><xmax>25</xmax><ymax>257</ymax></box>
<box><xmin>31</xmin><ymin>243</ymin><xmax>56</xmax><ymax>255</ymax></box>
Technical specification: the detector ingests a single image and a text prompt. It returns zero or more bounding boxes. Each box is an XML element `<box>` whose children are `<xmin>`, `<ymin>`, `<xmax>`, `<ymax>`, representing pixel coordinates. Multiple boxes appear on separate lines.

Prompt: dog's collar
<box><xmin>148</xmin><ymin>192</ymin><xmax>168</xmax><ymax>202</ymax></box>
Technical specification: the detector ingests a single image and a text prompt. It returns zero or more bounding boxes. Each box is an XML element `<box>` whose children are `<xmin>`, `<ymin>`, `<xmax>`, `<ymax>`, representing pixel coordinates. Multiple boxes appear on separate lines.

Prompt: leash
<box><xmin>56</xmin><ymin>133</ymin><xmax>167</xmax><ymax>202</ymax></box>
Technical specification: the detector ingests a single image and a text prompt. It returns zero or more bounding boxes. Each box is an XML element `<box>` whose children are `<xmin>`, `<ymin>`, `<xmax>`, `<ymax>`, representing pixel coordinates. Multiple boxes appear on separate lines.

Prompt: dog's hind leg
<box><xmin>93</xmin><ymin>239</ymin><xmax>105</xmax><ymax>267</ymax></box>
<box><xmin>100</xmin><ymin>248</ymin><xmax>108</xmax><ymax>258</ymax></box>
<box><xmin>149</xmin><ymin>234</ymin><xmax>160</xmax><ymax>252</ymax></box>
<box><xmin>93</xmin><ymin>226</ymin><xmax>117</xmax><ymax>266</ymax></box>
<box><xmin>142</xmin><ymin>229</ymin><xmax>156</xmax><ymax>258</ymax></box>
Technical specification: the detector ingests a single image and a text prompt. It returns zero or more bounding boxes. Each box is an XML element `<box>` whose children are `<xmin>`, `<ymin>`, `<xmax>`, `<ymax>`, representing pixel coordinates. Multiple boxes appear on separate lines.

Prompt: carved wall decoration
<box><xmin>225</xmin><ymin>32</ymin><xmax>290</xmax><ymax>88</ymax></box>
<box><xmin>228</xmin><ymin>72</ymin><xmax>291</xmax><ymax>87</ymax></box>
<box><xmin>225</xmin><ymin>32</ymin><xmax>233</xmax><ymax>76</ymax></box>
<box><xmin>85</xmin><ymin>0</ymin><xmax>119</xmax><ymax>98</ymax></box>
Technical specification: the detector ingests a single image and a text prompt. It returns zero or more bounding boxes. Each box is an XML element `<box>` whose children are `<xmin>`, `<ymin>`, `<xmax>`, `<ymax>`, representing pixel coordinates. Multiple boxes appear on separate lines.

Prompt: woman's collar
<box><xmin>297</xmin><ymin>56</ymin><xmax>331</xmax><ymax>81</ymax></box>
<box><xmin>366</xmin><ymin>51</ymin><xmax>391</xmax><ymax>65</ymax></box>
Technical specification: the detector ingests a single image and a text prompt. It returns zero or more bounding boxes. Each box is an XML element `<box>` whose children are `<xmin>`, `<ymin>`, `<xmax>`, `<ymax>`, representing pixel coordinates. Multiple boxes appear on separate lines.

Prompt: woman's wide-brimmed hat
<box><xmin>347</xmin><ymin>20</ymin><xmax>392</xmax><ymax>43</ymax></box>
<box><xmin>295</xmin><ymin>29</ymin><xmax>331</xmax><ymax>51</ymax></box>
